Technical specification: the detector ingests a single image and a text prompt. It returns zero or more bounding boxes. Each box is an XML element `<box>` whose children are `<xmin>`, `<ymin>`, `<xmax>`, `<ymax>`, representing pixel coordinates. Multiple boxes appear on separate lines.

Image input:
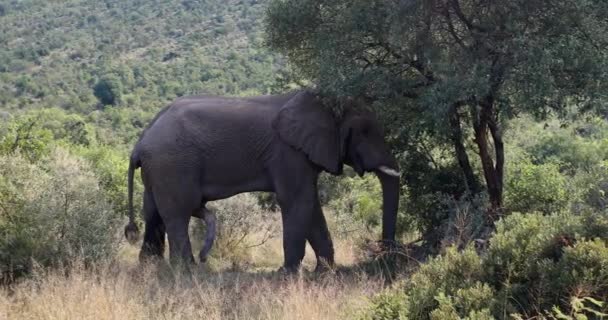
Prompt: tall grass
<box><xmin>0</xmin><ymin>240</ymin><xmax>386</xmax><ymax>320</ymax></box>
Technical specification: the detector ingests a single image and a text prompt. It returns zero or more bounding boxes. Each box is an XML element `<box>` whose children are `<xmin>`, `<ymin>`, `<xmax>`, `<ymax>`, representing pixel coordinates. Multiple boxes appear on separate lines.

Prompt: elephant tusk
<box><xmin>378</xmin><ymin>166</ymin><xmax>400</xmax><ymax>177</ymax></box>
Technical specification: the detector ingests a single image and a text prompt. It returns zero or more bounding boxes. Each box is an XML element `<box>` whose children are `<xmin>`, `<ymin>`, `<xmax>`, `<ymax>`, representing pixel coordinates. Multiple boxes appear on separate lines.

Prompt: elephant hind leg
<box><xmin>164</xmin><ymin>215</ymin><xmax>195</xmax><ymax>268</ymax></box>
<box><xmin>140</xmin><ymin>190</ymin><xmax>166</xmax><ymax>262</ymax></box>
<box><xmin>154</xmin><ymin>188</ymin><xmax>199</xmax><ymax>268</ymax></box>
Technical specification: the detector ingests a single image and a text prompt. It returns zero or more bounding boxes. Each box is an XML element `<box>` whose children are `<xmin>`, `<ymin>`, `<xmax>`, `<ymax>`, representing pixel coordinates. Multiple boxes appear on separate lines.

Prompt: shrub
<box><xmin>571</xmin><ymin>161</ymin><xmax>608</xmax><ymax>212</ymax></box>
<box><xmin>437</xmin><ymin>193</ymin><xmax>488</xmax><ymax>250</ymax></box>
<box><xmin>0</xmin><ymin>149</ymin><xmax>120</xmax><ymax>282</ymax></box>
<box><xmin>529</xmin><ymin>130</ymin><xmax>608</xmax><ymax>172</ymax></box>
<box><xmin>329</xmin><ymin>174</ymin><xmax>383</xmax><ymax>236</ymax></box>
<box><xmin>75</xmin><ymin>145</ymin><xmax>141</xmax><ymax>217</ymax></box>
<box><xmin>504</xmin><ymin>160</ymin><xmax>569</xmax><ymax>214</ymax></box>
<box><xmin>0</xmin><ymin>113</ymin><xmax>53</xmax><ymax>161</ymax></box>
<box><xmin>327</xmin><ymin>172</ymin><xmax>417</xmax><ymax>240</ymax></box>
<box><xmin>361</xmin><ymin>211</ymin><xmax>608</xmax><ymax>319</ymax></box>
<box><xmin>361</xmin><ymin>289</ymin><xmax>408</xmax><ymax>320</ymax></box>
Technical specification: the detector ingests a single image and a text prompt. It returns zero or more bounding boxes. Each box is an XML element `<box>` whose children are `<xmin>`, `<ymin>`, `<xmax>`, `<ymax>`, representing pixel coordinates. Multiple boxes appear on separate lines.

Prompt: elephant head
<box><xmin>273</xmin><ymin>90</ymin><xmax>400</xmax><ymax>242</ymax></box>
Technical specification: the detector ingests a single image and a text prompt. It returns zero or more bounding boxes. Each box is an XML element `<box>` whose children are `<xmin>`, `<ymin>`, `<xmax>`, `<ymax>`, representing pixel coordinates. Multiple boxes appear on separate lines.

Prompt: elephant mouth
<box><xmin>376</xmin><ymin>165</ymin><xmax>400</xmax><ymax>177</ymax></box>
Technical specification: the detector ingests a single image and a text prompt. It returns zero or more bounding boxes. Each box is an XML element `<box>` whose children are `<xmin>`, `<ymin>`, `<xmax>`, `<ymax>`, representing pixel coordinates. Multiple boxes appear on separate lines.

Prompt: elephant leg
<box><xmin>155</xmin><ymin>189</ymin><xmax>198</xmax><ymax>268</ymax></box>
<box><xmin>164</xmin><ymin>215</ymin><xmax>195</xmax><ymax>267</ymax></box>
<box><xmin>140</xmin><ymin>190</ymin><xmax>166</xmax><ymax>261</ymax></box>
<box><xmin>307</xmin><ymin>200</ymin><xmax>335</xmax><ymax>272</ymax></box>
<box><xmin>281</xmin><ymin>210</ymin><xmax>309</xmax><ymax>272</ymax></box>
<box><xmin>277</xmin><ymin>189</ymin><xmax>317</xmax><ymax>272</ymax></box>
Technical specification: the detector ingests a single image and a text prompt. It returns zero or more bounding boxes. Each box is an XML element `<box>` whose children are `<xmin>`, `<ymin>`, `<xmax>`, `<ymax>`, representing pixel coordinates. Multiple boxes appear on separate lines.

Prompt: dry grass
<box><xmin>0</xmin><ymin>239</ymin><xmax>388</xmax><ymax>320</ymax></box>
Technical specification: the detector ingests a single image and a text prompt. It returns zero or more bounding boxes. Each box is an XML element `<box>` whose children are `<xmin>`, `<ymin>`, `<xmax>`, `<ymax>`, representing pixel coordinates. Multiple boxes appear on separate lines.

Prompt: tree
<box><xmin>93</xmin><ymin>75</ymin><xmax>123</xmax><ymax>106</ymax></box>
<box><xmin>266</xmin><ymin>0</ymin><xmax>608</xmax><ymax>220</ymax></box>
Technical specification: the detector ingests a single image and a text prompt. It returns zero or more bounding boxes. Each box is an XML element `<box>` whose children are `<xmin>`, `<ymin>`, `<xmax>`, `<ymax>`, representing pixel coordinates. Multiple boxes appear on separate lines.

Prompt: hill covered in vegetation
<box><xmin>0</xmin><ymin>0</ymin><xmax>280</xmax><ymax>143</ymax></box>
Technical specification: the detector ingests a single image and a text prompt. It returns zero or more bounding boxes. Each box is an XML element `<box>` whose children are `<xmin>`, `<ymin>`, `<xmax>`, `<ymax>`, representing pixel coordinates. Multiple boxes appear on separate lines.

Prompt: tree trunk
<box><xmin>471</xmin><ymin>102</ymin><xmax>503</xmax><ymax>222</ymax></box>
<box><xmin>449</xmin><ymin>102</ymin><xmax>481</xmax><ymax>195</ymax></box>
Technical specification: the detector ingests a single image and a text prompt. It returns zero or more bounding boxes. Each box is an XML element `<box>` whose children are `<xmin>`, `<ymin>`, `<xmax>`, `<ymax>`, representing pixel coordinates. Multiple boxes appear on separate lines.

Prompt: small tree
<box><xmin>266</xmin><ymin>0</ymin><xmax>608</xmax><ymax>221</ymax></box>
<box><xmin>93</xmin><ymin>75</ymin><xmax>123</xmax><ymax>106</ymax></box>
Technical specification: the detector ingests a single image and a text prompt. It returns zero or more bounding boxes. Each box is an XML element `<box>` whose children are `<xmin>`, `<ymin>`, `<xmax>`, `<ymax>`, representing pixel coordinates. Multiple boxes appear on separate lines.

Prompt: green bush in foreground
<box><xmin>504</xmin><ymin>160</ymin><xmax>569</xmax><ymax>214</ymax></box>
<box><xmin>362</xmin><ymin>211</ymin><xmax>608</xmax><ymax>320</ymax></box>
<box><xmin>0</xmin><ymin>149</ymin><xmax>120</xmax><ymax>282</ymax></box>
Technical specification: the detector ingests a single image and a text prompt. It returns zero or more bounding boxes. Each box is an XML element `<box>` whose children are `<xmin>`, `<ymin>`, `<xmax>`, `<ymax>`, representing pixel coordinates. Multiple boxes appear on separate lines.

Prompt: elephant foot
<box><xmin>168</xmin><ymin>259</ymin><xmax>196</xmax><ymax>277</ymax></box>
<box><xmin>276</xmin><ymin>265</ymin><xmax>301</xmax><ymax>275</ymax></box>
<box><xmin>313</xmin><ymin>256</ymin><xmax>335</xmax><ymax>273</ymax></box>
<box><xmin>139</xmin><ymin>250</ymin><xmax>164</xmax><ymax>265</ymax></box>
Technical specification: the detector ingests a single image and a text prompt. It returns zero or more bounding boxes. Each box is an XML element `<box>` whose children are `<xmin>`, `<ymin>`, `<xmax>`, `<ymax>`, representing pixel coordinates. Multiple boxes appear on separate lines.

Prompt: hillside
<box><xmin>0</xmin><ymin>0</ymin><xmax>280</xmax><ymax>131</ymax></box>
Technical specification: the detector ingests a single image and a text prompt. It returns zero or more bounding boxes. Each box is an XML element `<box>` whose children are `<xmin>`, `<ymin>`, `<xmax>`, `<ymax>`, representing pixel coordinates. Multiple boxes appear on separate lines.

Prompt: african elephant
<box><xmin>124</xmin><ymin>89</ymin><xmax>400</xmax><ymax>272</ymax></box>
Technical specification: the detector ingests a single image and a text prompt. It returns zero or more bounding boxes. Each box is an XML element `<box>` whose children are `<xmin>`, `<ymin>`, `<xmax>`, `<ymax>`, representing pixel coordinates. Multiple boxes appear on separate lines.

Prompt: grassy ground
<box><xmin>0</xmin><ymin>238</ymin><xmax>394</xmax><ymax>320</ymax></box>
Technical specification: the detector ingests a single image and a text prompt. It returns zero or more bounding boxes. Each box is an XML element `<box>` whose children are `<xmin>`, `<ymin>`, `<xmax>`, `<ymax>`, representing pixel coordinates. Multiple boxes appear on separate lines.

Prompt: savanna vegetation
<box><xmin>1</xmin><ymin>0</ymin><xmax>607</xmax><ymax>319</ymax></box>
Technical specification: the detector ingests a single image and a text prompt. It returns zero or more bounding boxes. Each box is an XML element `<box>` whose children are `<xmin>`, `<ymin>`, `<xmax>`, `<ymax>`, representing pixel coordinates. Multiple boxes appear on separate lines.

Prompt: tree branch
<box><xmin>449</xmin><ymin>0</ymin><xmax>487</xmax><ymax>33</ymax></box>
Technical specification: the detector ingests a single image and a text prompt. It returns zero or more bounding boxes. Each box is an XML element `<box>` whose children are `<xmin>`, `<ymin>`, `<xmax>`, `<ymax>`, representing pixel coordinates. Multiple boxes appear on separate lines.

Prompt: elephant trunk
<box><xmin>375</xmin><ymin>160</ymin><xmax>400</xmax><ymax>243</ymax></box>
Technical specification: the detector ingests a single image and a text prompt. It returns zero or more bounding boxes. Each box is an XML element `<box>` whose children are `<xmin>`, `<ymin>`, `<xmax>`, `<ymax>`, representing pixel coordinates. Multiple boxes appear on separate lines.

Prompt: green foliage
<box><xmin>0</xmin><ymin>113</ymin><xmax>53</xmax><ymax>161</ymax></box>
<box><xmin>0</xmin><ymin>149</ymin><xmax>120</xmax><ymax>281</ymax></box>
<box><xmin>362</xmin><ymin>211</ymin><xmax>608</xmax><ymax>319</ymax></box>
<box><xmin>548</xmin><ymin>296</ymin><xmax>608</xmax><ymax>320</ymax></box>
<box><xmin>329</xmin><ymin>174</ymin><xmax>383</xmax><ymax>234</ymax></box>
<box><xmin>525</xmin><ymin>121</ymin><xmax>608</xmax><ymax>173</ymax></box>
<box><xmin>430</xmin><ymin>285</ymin><xmax>495</xmax><ymax>320</ymax></box>
<box><xmin>267</xmin><ymin>0</ymin><xmax>608</xmax><ymax>113</ymax></box>
<box><xmin>267</xmin><ymin>0</ymin><xmax>608</xmax><ymax>223</ymax></box>
<box><xmin>505</xmin><ymin>116</ymin><xmax>608</xmax><ymax>213</ymax></box>
<box><xmin>504</xmin><ymin>160</ymin><xmax>569</xmax><ymax>214</ymax></box>
<box><xmin>93</xmin><ymin>75</ymin><xmax>123</xmax><ymax>106</ymax></box>
<box><xmin>407</xmin><ymin>247</ymin><xmax>488</xmax><ymax>319</ymax></box>
<box><xmin>75</xmin><ymin>145</ymin><xmax>141</xmax><ymax>217</ymax></box>
<box><xmin>361</xmin><ymin>290</ymin><xmax>408</xmax><ymax>320</ymax></box>
<box><xmin>323</xmin><ymin>171</ymin><xmax>419</xmax><ymax>240</ymax></box>
<box><xmin>574</xmin><ymin>161</ymin><xmax>608</xmax><ymax>211</ymax></box>
<box><xmin>0</xmin><ymin>0</ymin><xmax>280</xmax><ymax>118</ymax></box>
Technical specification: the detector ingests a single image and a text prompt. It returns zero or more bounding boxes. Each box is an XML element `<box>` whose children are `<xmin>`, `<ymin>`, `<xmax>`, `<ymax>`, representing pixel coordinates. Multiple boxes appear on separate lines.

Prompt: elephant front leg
<box><xmin>281</xmin><ymin>211</ymin><xmax>309</xmax><ymax>272</ymax></box>
<box><xmin>307</xmin><ymin>200</ymin><xmax>335</xmax><ymax>272</ymax></box>
<box><xmin>278</xmin><ymin>192</ymin><xmax>317</xmax><ymax>272</ymax></box>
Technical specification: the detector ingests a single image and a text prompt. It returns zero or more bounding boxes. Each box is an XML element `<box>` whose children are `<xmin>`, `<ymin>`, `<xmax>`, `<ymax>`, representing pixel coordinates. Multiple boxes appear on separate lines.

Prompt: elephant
<box><xmin>124</xmin><ymin>89</ymin><xmax>400</xmax><ymax>272</ymax></box>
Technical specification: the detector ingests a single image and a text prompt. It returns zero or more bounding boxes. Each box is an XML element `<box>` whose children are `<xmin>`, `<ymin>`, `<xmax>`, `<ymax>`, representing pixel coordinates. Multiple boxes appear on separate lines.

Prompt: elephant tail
<box><xmin>124</xmin><ymin>152</ymin><xmax>140</xmax><ymax>245</ymax></box>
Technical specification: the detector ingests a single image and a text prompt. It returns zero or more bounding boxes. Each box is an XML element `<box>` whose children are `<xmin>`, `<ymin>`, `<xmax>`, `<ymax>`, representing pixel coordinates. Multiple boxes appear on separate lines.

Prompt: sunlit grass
<box><xmin>0</xmin><ymin>238</ymin><xmax>389</xmax><ymax>320</ymax></box>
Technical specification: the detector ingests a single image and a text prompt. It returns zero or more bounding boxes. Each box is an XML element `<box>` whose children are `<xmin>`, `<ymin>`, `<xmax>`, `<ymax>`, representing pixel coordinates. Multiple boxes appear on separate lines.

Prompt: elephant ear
<box><xmin>272</xmin><ymin>91</ymin><xmax>342</xmax><ymax>174</ymax></box>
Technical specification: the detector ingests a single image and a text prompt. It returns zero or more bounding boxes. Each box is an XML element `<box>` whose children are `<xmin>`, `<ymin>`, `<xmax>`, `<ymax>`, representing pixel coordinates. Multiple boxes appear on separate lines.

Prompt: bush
<box><xmin>0</xmin><ymin>113</ymin><xmax>53</xmax><ymax>161</ymax></box>
<box><xmin>75</xmin><ymin>145</ymin><xmax>141</xmax><ymax>217</ymax></box>
<box><xmin>571</xmin><ymin>161</ymin><xmax>608</xmax><ymax>212</ymax></box>
<box><xmin>0</xmin><ymin>149</ymin><xmax>120</xmax><ymax>282</ymax></box>
<box><xmin>529</xmin><ymin>129</ymin><xmax>608</xmax><ymax>172</ymax></box>
<box><xmin>361</xmin><ymin>211</ymin><xmax>608</xmax><ymax>319</ymax></box>
<box><xmin>326</xmin><ymin>171</ymin><xmax>418</xmax><ymax>240</ymax></box>
<box><xmin>328</xmin><ymin>174</ymin><xmax>383</xmax><ymax>237</ymax></box>
<box><xmin>504</xmin><ymin>159</ymin><xmax>569</xmax><ymax>214</ymax></box>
